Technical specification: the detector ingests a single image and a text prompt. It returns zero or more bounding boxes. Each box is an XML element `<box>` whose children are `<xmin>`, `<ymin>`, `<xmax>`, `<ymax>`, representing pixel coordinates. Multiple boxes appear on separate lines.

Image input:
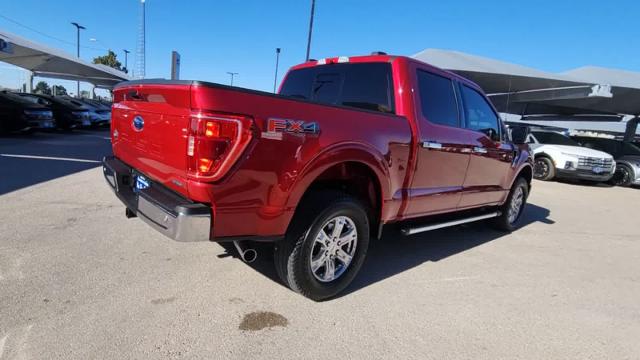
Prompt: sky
<box><xmin>0</xmin><ymin>0</ymin><xmax>639</xmax><ymax>95</ymax></box>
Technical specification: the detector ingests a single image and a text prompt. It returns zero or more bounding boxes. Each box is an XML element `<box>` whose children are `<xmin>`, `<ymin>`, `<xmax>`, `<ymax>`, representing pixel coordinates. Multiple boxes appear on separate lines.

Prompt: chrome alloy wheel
<box><xmin>507</xmin><ymin>186</ymin><xmax>525</xmax><ymax>224</ymax></box>
<box><xmin>309</xmin><ymin>216</ymin><xmax>358</xmax><ymax>283</ymax></box>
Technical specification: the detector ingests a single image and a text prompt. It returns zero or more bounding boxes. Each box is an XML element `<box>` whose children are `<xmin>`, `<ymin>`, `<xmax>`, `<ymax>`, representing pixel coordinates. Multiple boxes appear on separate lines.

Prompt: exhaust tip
<box><xmin>241</xmin><ymin>249</ymin><xmax>258</xmax><ymax>263</ymax></box>
<box><xmin>233</xmin><ymin>241</ymin><xmax>258</xmax><ymax>263</ymax></box>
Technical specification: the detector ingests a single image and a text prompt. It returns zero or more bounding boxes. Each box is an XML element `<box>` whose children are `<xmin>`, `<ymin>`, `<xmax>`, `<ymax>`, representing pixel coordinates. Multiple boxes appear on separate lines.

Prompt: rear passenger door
<box><xmin>458</xmin><ymin>84</ymin><xmax>514</xmax><ymax>208</ymax></box>
<box><xmin>404</xmin><ymin>69</ymin><xmax>473</xmax><ymax>217</ymax></box>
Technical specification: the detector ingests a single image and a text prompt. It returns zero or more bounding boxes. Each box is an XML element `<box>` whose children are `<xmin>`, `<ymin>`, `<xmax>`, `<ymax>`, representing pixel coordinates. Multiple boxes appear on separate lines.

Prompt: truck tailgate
<box><xmin>111</xmin><ymin>83</ymin><xmax>192</xmax><ymax>197</ymax></box>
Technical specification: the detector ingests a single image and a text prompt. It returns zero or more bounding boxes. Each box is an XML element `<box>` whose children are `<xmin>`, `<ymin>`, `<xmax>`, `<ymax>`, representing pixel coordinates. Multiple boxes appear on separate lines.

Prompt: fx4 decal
<box><xmin>262</xmin><ymin>118</ymin><xmax>320</xmax><ymax>140</ymax></box>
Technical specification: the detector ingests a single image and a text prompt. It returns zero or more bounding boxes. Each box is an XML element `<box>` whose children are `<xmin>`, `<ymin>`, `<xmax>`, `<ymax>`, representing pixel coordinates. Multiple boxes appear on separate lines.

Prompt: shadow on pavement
<box><xmin>225</xmin><ymin>203</ymin><xmax>553</xmax><ymax>299</ymax></box>
<box><xmin>0</xmin><ymin>130</ymin><xmax>111</xmax><ymax>195</ymax></box>
<box><xmin>554</xmin><ymin>179</ymin><xmax>615</xmax><ymax>188</ymax></box>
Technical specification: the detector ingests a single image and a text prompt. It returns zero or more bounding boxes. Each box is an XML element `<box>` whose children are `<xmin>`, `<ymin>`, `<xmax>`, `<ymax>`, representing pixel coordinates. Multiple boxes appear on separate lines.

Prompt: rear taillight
<box><xmin>187</xmin><ymin>112</ymin><xmax>253</xmax><ymax>181</ymax></box>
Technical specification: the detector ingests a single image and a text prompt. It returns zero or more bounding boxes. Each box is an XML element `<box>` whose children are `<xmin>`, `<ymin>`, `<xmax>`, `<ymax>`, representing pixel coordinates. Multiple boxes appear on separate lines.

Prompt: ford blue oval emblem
<box><xmin>133</xmin><ymin>115</ymin><xmax>144</xmax><ymax>131</ymax></box>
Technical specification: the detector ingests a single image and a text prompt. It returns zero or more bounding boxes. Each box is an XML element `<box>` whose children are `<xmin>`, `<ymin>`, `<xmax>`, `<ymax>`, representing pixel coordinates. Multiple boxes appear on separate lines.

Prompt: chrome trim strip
<box><xmin>401</xmin><ymin>212</ymin><xmax>501</xmax><ymax>236</ymax></box>
<box><xmin>422</xmin><ymin>141</ymin><xmax>443</xmax><ymax>150</ymax></box>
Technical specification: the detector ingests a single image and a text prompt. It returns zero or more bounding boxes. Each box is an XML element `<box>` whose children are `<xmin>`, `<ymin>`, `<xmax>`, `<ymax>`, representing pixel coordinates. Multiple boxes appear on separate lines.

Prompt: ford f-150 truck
<box><xmin>103</xmin><ymin>54</ymin><xmax>533</xmax><ymax>300</ymax></box>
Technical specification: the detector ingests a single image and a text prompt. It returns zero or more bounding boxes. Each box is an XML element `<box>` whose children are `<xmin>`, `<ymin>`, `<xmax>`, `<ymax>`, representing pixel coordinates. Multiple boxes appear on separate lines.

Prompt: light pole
<box><xmin>123</xmin><ymin>49</ymin><xmax>130</xmax><ymax>73</ymax></box>
<box><xmin>71</xmin><ymin>22</ymin><xmax>85</xmax><ymax>97</ymax></box>
<box><xmin>227</xmin><ymin>72</ymin><xmax>238</xmax><ymax>86</ymax></box>
<box><xmin>305</xmin><ymin>0</ymin><xmax>315</xmax><ymax>61</ymax></box>
<box><xmin>273</xmin><ymin>48</ymin><xmax>281</xmax><ymax>93</ymax></box>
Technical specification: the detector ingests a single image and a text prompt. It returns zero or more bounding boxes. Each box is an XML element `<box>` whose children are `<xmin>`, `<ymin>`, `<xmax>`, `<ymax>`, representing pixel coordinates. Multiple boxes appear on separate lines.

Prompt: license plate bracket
<box><xmin>134</xmin><ymin>174</ymin><xmax>150</xmax><ymax>192</ymax></box>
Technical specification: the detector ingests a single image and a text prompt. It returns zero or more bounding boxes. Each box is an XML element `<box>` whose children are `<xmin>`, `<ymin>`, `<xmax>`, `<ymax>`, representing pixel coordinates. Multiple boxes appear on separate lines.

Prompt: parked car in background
<box><xmin>573</xmin><ymin>136</ymin><xmax>640</xmax><ymax>187</ymax></box>
<box><xmin>0</xmin><ymin>90</ymin><xmax>55</xmax><ymax>133</ymax></box>
<box><xmin>525</xmin><ymin>129</ymin><xmax>615</xmax><ymax>182</ymax></box>
<box><xmin>18</xmin><ymin>93</ymin><xmax>90</xmax><ymax>130</ymax></box>
<box><xmin>62</xmin><ymin>97</ymin><xmax>111</xmax><ymax>127</ymax></box>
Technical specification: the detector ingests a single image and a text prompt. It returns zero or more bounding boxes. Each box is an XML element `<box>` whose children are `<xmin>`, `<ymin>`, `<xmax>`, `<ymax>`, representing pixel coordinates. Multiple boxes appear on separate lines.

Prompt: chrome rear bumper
<box><xmin>102</xmin><ymin>156</ymin><xmax>211</xmax><ymax>242</ymax></box>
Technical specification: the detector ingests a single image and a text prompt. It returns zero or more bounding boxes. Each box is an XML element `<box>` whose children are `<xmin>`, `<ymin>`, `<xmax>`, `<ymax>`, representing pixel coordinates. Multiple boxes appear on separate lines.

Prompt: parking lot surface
<box><xmin>1</xmin><ymin>131</ymin><xmax>639</xmax><ymax>359</ymax></box>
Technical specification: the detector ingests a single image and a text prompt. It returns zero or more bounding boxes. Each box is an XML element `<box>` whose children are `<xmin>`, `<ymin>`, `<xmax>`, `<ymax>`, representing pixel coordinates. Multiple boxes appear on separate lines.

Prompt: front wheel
<box><xmin>533</xmin><ymin>157</ymin><xmax>555</xmax><ymax>181</ymax></box>
<box><xmin>274</xmin><ymin>191</ymin><xmax>370</xmax><ymax>301</ymax></box>
<box><xmin>491</xmin><ymin>177</ymin><xmax>529</xmax><ymax>232</ymax></box>
<box><xmin>611</xmin><ymin>164</ymin><xmax>634</xmax><ymax>187</ymax></box>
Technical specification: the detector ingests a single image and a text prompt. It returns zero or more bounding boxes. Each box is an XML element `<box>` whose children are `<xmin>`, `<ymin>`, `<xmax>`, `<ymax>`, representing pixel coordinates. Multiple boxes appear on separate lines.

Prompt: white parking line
<box><xmin>0</xmin><ymin>154</ymin><xmax>101</xmax><ymax>163</ymax></box>
<box><xmin>74</xmin><ymin>133</ymin><xmax>111</xmax><ymax>140</ymax></box>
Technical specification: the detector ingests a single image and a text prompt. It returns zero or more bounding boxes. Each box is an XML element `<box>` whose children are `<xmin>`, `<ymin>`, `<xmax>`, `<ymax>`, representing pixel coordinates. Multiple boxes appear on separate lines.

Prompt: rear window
<box><xmin>417</xmin><ymin>70</ymin><xmax>459</xmax><ymax>127</ymax></box>
<box><xmin>279</xmin><ymin>62</ymin><xmax>395</xmax><ymax>114</ymax></box>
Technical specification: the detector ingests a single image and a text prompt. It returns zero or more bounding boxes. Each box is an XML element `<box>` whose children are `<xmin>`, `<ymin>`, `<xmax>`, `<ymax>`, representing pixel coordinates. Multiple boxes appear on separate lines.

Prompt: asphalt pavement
<box><xmin>1</xmin><ymin>130</ymin><xmax>639</xmax><ymax>359</ymax></box>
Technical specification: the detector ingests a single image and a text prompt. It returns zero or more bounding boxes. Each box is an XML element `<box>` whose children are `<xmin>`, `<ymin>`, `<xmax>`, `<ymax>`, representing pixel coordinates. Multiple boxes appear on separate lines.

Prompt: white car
<box><xmin>526</xmin><ymin>130</ymin><xmax>616</xmax><ymax>182</ymax></box>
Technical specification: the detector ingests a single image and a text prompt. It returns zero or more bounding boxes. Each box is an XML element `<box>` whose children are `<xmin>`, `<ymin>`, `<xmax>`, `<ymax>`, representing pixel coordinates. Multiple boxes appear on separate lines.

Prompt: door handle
<box><xmin>422</xmin><ymin>141</ymin><xmax>443</xmax><ymax>150</ymax></box>
<box><xmin>473</xmin><ymin>146</ymin><xmax>488</xmax><ymax>154</ymax></box>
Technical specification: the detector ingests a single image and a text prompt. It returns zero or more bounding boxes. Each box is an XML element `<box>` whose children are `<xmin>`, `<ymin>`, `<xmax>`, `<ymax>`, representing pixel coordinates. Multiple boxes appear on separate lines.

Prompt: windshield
<box><xmin>0</xmin><ymin>91</ymin><xmax>37</xmax><ymax>105</ymax></box>
<box><xmin>279</xmin><ymin>62</ymin><xmax>395</xmax><ymax>114</ymax></box>
<box><xmin>20</xmin><ymin>94</ymin><xmax>51</xmax><ymax>106</ymax></box>
<box><xmin>532</xmin><ymin>131</ymin><xmax>580</xmax><ymax>146</ymax></box>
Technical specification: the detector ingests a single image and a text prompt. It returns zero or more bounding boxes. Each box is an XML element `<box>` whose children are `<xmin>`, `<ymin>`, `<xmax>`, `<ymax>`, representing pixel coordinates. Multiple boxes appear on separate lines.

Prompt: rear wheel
<box><xmin>274</xmin><ymin>191</ymin><xmax>370</xmax><ymax>301</ymax></box>
<box><xmin>533</xmin><ymin>157</ymin><xmax>555</xmax><ymax>181</ymax></box>
<box><xmin>491</xmin><ymin>177</ymin><xmax>529</xmax><ymax>232</ymax></box>
<box><xmin>611</xmin><ymin>164</ymin><xmax>633</xmax><ymax>187</ymax></box>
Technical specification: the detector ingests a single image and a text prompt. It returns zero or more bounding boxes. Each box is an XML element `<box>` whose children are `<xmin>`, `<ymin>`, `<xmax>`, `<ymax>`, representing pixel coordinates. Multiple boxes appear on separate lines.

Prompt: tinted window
<box><xmin>579</xmin><ymin>138</ymin><xmax>620</xmax><ymax>155</ymax></box>
<box><xmin>313</xmin><ymin>72</ymin><xmax>341</xmax><ymax>105</ymax></box>
<box><xmin>532</xmin><ymin>131</ymin><xmax>580</xmax><ymax>146</ymax></box>
<box><xmin>461</xmin><ymin>85</ymin><xmax>499</xmax><ymax>136</ymax></box>
<box><xmin>279</xmin><ymin>67</ymin><xmax>313</xmax><ymax>100</ymax></box>
<box><xmin>417</xmin><ymin>70</ymin><xmax>459</xmax><ymax>127</ymax></box>
<box><xmin>280</xmin><ymin>63</ymin><xmax>395</xmax><ymax>114</ymax></box>
<box><xmin>340</xmin><ymin>64</ymin><xmax>393</xmax><ymax>113</ymax></box>
<box><xmin>622</xmin><ymin>142</ymin><xmax>640</xmax><ymax>156</ymax></box>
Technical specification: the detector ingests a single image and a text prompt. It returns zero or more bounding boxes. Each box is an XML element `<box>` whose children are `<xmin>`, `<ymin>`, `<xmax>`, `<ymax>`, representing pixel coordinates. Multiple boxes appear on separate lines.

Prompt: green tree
<box><xmin>52</xmin><ymin>85</ymin><xmax>67</xmax><ymax>96</ymax></box>
<box><xmin>92</xmin><ymin>50</ymin><xmax>122</xmax><ymax>70</ymax></box>
<box><xmin>34</xmin><ymin>81</ymin><xmax>51</xmax><ymax>95</ymax></box>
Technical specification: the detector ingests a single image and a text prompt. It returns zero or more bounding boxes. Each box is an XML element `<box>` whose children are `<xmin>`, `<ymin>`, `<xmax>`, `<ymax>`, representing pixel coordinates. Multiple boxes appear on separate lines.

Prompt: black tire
<box><xmin>611</xmin><ymin>164</ymin><xmax>634</xmax><ymax>187</ymax></box>
<box><xmin>274</xmin><ymin>190</ymin><xmax>370</xmax><ymax>301</ymax></box>
<box><xmin>533</xmin><ymin>156</ymin><xmax>555</xmax><ymax>181</ymax></box>
<box><xmin>491</xmin><ymin>177</ymin><xmax>529</xmax><ymax>232</ymax></box>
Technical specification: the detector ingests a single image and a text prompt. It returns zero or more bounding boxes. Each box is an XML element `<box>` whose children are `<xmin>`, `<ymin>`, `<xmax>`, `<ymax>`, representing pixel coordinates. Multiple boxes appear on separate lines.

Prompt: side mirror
<box><xmin>510</xmin><ymin>126</ymin><xmax>530</xmax><ymax>145</ymax></box>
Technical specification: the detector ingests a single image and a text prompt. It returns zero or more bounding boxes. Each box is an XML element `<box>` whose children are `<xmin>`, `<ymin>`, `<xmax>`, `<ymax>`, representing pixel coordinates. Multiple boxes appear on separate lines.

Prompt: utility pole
<box><xmin>71</xmin><ymin>22</ymin><xmax>85</xmax><ymax>97</ymax></box>
<box><xmin>135</xmin><ymin>0</ymin><xmax>146</xmax><ymax>79</ymax></box>
<box><xmin>227</xmin><ymin>72</ymin><xmax>238</xmax><ymax>86</ymax></box>
<box><xmin>123</xmin><ymin>49</ymin><xmax>130</xmax><ymax>74</ymax></box>
<box><xmin>305</xmin><ymin>0</ymin><xmax>316</xmax><ymax>61</ymax></box>
<box><xmin>273</xmin><ymin>48</ymin><xmax>281</xmax><ymax>93</ymax></box>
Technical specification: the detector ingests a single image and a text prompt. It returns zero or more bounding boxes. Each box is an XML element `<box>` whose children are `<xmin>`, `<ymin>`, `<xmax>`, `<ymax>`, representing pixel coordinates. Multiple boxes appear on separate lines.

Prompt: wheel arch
<box><xmin>513</xmin><ymin>164</ymin><xmax>533</xmax><ymax>190</ymax></box>
<box><xmin>534</xmin><ymin>152</ymin><xmax>554</xmax><ymax>160</ymax></box>
<box><xmin>284</xmin><ymin>143</ymin><xmax>391</xmax><ymax>235</ymax></box>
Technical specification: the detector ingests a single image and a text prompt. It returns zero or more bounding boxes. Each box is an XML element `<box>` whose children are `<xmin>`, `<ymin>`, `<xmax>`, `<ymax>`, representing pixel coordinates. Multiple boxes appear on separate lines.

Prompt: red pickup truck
<box><xmin>103</xmin><ymin>54</ymin><xmax>532</xmax><ymax>300</ymax></box>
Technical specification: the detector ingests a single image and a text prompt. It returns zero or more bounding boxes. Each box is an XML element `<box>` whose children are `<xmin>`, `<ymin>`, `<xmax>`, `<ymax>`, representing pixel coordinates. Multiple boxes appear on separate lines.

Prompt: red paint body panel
<box><xmin>110</xmin><ymin>55</ymin><xmax>531</xmax><ymax>240</ymax></box>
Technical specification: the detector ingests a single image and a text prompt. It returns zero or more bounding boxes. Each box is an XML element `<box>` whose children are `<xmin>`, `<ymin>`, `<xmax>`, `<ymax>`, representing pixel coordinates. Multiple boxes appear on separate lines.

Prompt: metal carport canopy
<box><xmin>0</xmin><ymin>29</ymin><xmax>129</xmax><ymax>89</ymax></box>
<box><xmin>412</xmin><ymin>49</ymin><xmax>640</xmax><ymax>116</ymax></box>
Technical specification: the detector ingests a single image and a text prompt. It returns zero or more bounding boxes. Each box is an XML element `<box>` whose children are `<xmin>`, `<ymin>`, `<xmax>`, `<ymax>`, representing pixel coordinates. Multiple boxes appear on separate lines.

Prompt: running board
<box><xmin>401</xmin><ymin>212</ymin><xmax>501</xmax><ymax>236</ymax></box>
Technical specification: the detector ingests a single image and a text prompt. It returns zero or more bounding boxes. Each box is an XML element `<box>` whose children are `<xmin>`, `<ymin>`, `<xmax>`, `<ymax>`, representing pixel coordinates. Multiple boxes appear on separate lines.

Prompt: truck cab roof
<box><xmin>289</xmin><ymin>54</ymin><xmax>485</xmax><ymax>93</ymax></box>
